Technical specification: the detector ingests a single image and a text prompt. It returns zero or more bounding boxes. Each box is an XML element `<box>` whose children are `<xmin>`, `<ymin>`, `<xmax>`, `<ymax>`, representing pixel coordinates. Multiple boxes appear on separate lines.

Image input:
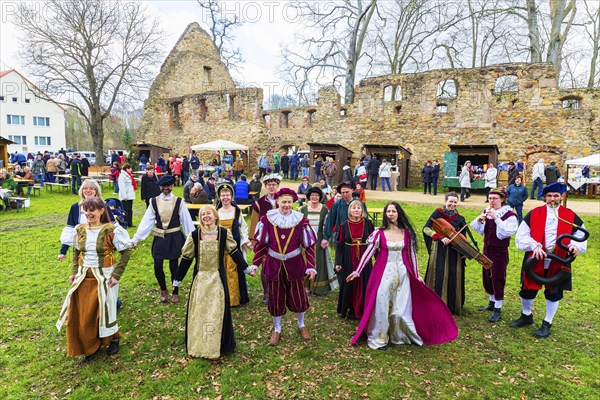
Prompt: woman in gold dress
<box><xmin>215</xmin><ymin>183</ymin><xmax>252</xmax><ymax>306</ymax></box>
<box><xmin>175</xmin><ymin>205</ymin><xmax>249</xmax><ymax>359</ymax></box>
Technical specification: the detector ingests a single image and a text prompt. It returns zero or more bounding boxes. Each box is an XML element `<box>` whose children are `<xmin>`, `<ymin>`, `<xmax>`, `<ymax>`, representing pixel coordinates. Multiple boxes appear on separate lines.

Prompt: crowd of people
<box><xmin>40</xmin><ymin>149</ymin><xmax>588</xmax><ymax>363</ymax></box>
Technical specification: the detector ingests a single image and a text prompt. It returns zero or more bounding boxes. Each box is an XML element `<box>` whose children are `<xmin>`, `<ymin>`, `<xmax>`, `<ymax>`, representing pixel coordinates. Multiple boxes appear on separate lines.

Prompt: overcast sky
<box><xmin>0</xmin><ymin>0</ymin><xmax>302</xmax><ymax>102</ymax></box>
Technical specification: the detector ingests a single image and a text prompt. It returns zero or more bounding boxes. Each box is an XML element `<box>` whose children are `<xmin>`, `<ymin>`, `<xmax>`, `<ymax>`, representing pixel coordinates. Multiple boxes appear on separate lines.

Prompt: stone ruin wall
<box><xmin>139</xmin><ymin>25</ymin><xmax>599</xmax><ymax>186</ymax></box>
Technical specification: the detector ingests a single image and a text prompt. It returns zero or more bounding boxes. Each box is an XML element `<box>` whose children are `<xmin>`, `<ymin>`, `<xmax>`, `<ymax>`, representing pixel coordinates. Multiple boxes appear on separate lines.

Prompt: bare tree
<box><xmin>15</xmin><ymin>0</ymin><xmax>163</xmax><ymax>163</ymax></box>
<box><xmin>281</xmin><ymin>0</ymin><xmax>378</xmax><ymax>104</ymax></box>
<box><xmin>583</xmin><ymin>0</ymin><xmax>600</xmax><ymax>88</ymax></box>
<box><xmin>197</xmin><ymin>0</ymin><xmax>244</xmax><ymax>69</ymax></box>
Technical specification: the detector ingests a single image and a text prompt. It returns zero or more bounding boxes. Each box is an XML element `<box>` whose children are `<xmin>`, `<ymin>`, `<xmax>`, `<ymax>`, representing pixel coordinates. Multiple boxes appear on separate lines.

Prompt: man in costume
<box><xmin>510</xmin><ymin>182</ymin><xmax>587</xmax><ymax>338</ymax></box>
<box><xmin>249</xmin><ymin>188</ymin><xmax>317</xmax><ymax>346</ymax></box>
<box><xmin>470</xmin><ymin>188</ymin><xmax>518</xmax><ymax>322</ymax></box>
<box><xmin>131</xmin><ymin>175</ymin><xmax>195</xmax><ymax>303</ymax></box>
<box><xmin>249</xmin><ymin>172</ymin><xmax>282</xmax><ymax>304</ymax></box>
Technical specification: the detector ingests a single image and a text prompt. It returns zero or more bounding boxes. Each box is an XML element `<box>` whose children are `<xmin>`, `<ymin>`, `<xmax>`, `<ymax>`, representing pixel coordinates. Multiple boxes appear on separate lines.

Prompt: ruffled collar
<box><xmin>490</xmin><ymin>205</ymin><xmax>514</xmax><ymax>218</ymax></box>
<box><xmin>266</xmin><ymin>209</ymin><xmax>303</xmax><ymax>228</ymax></box>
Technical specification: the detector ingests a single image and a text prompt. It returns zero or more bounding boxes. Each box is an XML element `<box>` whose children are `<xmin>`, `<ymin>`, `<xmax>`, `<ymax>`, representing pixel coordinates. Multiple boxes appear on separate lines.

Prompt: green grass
<box><xmin>1</xmin><ymin>187</ymin><xmax>598</xmax><ymax>399</ymax></box>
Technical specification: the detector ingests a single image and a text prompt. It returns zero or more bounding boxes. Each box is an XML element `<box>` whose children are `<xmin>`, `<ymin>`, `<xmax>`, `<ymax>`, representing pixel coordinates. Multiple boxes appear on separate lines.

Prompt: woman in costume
<box><xmin>215</xmin><ymin>183</ymin><xmax>251</xmax><ymax>306</ymax></box>
<box><xmin>334</xmin><ymin>199</ymin><xmax>374</xmax><ymax>319</ymax></box>
<box><xmin>58</xmin><ymin>179</ymin><xmax>114</xmax><ymax>261</ymax></box>
<box><xmin>422</xmin><ymin>191</ymin><xmax>469</xmax><ymax>315</ymax></box>
<box><xmin>56</xmin><ymin>197</ymin><xmax>131</xmax><ymax>363</ymax></box>
<box><xmin>175</xmin><ymin>205</ymin><xmax>249</xmax><ymax>359</ymax></box>
<box><xmin>299</xmin><ymin>187</ymin><xmax>338</xmax><ymax>295</ymax></box>
<box><xmin>348</xmin><ymin>202</ymin><xmax>457</xmax><ymax>350</ymax></box>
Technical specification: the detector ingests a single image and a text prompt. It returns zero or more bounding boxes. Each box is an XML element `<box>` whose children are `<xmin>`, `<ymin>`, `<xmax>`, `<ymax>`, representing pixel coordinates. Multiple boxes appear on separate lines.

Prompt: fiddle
<box><xmin>430</xmin><ymin>218</ymin><xmax>493</xmax><ymax>269</ymax></box>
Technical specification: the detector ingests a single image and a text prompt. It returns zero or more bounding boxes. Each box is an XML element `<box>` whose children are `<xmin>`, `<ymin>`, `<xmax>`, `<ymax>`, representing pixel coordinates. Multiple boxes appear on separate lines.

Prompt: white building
<box><xmin>0</xmin><ymin>69</ymin><xmax>66</xmax><ymax>155</ymax></box>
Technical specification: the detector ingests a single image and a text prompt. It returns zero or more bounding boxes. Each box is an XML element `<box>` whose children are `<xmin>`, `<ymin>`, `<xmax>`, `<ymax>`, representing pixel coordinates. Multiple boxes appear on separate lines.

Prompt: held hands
<box><xmin>245</xmin><ymin>265</ymin><xmax>258</xmax><ymax>277</ymax></box>
<box><xmin>320</xmin><ymin>239</ymin><xmax>329</xmax><ymax>249</ymax></box>
<box><xmin>68</xmin><ymin>275</ymin><xmax>76</xmax><ymax>284</ymax></box>
<box><xmin>58</xmin><ymin>254</ymin><xmax>66</xmax><ymax>262</ymax></box>
<box><xmin>107</xmin><ymin>277</ymin><xmax>119</xmax><ymax>288</ymax></box>
<box><xmin>305</xmin><ymin>268</ymin><xmax>317</xmax><ymax>280</ymax></box>
<box><xmin>346</xmin><ymin>271</ymin><xmax>359</xmax><ymax>282</ymax></box>
<box><xmin>244</xmin><ymin>242</ymin><xmax>254</xmax><ymax>251</ymax></box>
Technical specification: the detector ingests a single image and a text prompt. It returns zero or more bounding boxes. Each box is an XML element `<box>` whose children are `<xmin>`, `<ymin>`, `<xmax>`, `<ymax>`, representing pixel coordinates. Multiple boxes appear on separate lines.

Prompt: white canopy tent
<box><xmin>190</xmin><ymin>139</ymin><xmax>249</xmax><ymax>152</ymax></box>
<box><xmin>563</xmin><ymin>153</ymin><xmax>599</xmax><ymax>205</ymax></box>
<box><xmin>564</xmin><ymin>154</ymin><xmax>600</xmax><ymax>167</ymax></box>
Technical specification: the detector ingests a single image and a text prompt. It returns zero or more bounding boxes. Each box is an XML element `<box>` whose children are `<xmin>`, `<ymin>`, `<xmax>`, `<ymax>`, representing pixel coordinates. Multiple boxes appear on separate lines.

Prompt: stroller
<box><xmin>105</xmin><ymin>198</ymin><xmax>127</xmax><ymax>229</ymax></box>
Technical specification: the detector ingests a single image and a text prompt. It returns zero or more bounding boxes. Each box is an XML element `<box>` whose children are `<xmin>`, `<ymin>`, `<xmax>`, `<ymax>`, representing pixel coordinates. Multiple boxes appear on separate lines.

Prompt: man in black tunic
<box><xmin>131</xmin><ymin>175</ymin><xmax>195</xmax><ymax>303</ymax></box>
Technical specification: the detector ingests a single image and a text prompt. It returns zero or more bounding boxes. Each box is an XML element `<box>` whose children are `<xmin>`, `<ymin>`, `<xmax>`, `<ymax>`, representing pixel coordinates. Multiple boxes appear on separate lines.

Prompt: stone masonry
<box><xmin>138</xmin><ymin>23</ymin><xmax>600</xmax><ymax>184</ymax></box>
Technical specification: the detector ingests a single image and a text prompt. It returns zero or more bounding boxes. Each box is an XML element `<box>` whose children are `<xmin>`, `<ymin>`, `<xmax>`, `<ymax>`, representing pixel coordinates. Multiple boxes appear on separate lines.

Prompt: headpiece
<box><xmin>157</xmin><ymin>174</ymin><xmax>176</xmax><ymax>187</ymax></box>
<box><xmin>262</xmin><ymin>173</ymin><xmax>282</xmax><ymax>184</ymax></box>
<box><xmin>273</xmin><ymin>188</ymin><xmax>298</xmax><ymax>202</ymax></box>
<box><xmin>542</xmin><ymin>182</ymin><xmax>567</xmax><ymax>196</ymax></box>
<box><xmin>306</xmin><ymin>186</ymin><xmax>324</xmax><ymax>202</ymax></box>
<box><xmin>488</xmin><ymin>188</ymin><xmax>508</xmax><ymax>205</ymax></box>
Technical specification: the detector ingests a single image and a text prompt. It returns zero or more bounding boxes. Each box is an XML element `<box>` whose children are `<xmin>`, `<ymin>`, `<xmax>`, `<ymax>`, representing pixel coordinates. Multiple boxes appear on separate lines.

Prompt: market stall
<box><xmin>131</xmin><ymin>143</ymin><xmax>171</xmax><ymax>166</ymax></box>
<box><xmin>563</xmin><ymin>154</ymin><xmax>600</xmax><ymax>203</ymax></box>
<box><xmin>306</xmin><ymin>143</ymin><xmax>353</xmax><ymax>186</ymax></box>
<box><xmin>442</xmin><ymin>144</ymin><xmax>499</xmax><ymax>191</ymax></box>
<box><xmin>0</xmin><ymin>136</ymin><xmax>15</xmax><ymax>169</ymax></box>
<box><xmin>362</xmin><ymin>144</ymin><xmax>412</xmax><ymax>189</ymax></box>
<box><xmin>191</xmin><ymin>139</ymin><xmax>250</xmax><ymax>174</ymax></box>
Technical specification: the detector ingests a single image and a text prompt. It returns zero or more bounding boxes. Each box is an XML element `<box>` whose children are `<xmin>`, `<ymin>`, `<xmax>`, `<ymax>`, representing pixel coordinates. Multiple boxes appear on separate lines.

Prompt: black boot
<box><xmin>488</xmin><ymin>308</ymin><xmax>502</xmax><ymax>322</ymax></box>
<box><xmin>107</xmin><ymin>339</ymin><xmax>120</xmax><ymax>355</ymax></box>
<box><xmin>478</xmin><ymin>301</ymin><xmax>494</xmax><ymax>312</ymax></box>
<box><xmin>510</xmin><ymin>313</ymin><xmax>534</xmax><ymax>328</ymax></box>
<box><xmin>533</xmin><ymin>321</ymin><xmax>552</xmax><ymax>338</ymax></box>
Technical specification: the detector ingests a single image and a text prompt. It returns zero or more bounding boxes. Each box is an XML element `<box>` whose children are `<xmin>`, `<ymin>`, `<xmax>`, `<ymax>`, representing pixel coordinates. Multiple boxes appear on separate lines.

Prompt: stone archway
<box><xmin>524</xmin><ymin>145</ymin><xmax>566</xmax><ymax>171</ymax></box>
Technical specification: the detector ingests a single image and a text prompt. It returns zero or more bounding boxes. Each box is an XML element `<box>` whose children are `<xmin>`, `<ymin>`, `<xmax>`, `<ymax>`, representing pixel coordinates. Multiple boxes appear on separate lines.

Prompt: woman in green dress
<box><xmin>299</xmin><ymin>187</ymin><xmax>338</xmax><ymax>295</ymax></box>
<box><xmin>175</xmin><ymin>205</ymin><xmax>249</xmax><ymax>359</ymax></box>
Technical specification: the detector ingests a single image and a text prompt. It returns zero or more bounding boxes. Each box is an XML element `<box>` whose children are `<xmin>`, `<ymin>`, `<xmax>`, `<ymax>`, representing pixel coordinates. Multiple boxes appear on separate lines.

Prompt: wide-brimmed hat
<box><xmin>273</xmin><ymin>188</ymin><xmax>298</xmax><ymax>202</ymax></box>
<box><xmin>157</xmin><ymin>174</ymin><xmax>176</xmax><ymax>187</ymax></box>
<box><xmin>306</xmin><ymin>186</ymin><xmax>324</xmax><ymax>202</ymax></box>
<box><xmin>542</xmin><ymin>182</ymin><xmax>567</xmax><ymax>196</ymax></box>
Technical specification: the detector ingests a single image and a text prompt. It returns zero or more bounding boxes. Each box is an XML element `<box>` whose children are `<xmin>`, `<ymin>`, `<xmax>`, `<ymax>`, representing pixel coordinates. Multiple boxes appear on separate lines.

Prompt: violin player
<box><xmin>511</xmin><ymin>182</ymin><xmax>588</xmax><ymax>338</ymax></box>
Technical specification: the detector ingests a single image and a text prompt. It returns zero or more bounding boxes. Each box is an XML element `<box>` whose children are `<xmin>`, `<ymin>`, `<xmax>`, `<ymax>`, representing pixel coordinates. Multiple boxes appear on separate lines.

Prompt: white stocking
<box><xmin>521</xmin><ymin>298</ymin><xmax>534</xmax><ymax>316</ymax></box>
<box><xmin>545</xmin><ymin>300</ymin><xmax>559</xmax><ymax>324</ymax></box>
<box><xmin>273</xmin><ymin>316</ymin><xmax>282</xmax><ymax>333</ymax></box>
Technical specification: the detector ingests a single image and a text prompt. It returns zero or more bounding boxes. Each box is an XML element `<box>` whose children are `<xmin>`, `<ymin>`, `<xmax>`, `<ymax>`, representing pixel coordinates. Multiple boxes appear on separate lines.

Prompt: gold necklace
<box><xmin>201</xmin><ymin>226</ymin><xmax>218</xmax><ymax>235</ymax></box>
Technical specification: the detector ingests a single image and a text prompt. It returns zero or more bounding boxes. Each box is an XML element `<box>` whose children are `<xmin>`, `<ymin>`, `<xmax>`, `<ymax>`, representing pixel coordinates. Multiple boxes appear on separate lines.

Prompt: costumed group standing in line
<box><xmin>55</xmin><ymin>170</ymin><xmax>587</xmax><ymax>362</ymax></box>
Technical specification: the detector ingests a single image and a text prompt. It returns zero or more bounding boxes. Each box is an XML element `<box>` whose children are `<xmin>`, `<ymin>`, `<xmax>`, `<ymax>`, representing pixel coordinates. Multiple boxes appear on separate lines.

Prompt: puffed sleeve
<box><xmin>112</xmin><ymin>225</ymin><xmax>131</xmax><ymax>252</ymax></box>
<box><xmin>355</xmin><ymin>229</ymin><xmax>381</xmax><ymax>276</ymax></box>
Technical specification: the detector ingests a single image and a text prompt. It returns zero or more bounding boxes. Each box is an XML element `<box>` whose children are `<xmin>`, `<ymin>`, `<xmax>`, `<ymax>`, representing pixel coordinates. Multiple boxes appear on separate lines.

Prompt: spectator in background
<box><xmin>281</xmin><ymin>153</ymin><xmax>290</xmax><ymax>179</ymax></box>
<box><xmin>544</xmin><ymin>161</ymin><xmax>561</xmax><ymax>185</ymax></box>
<box><xmin>379</xmin><ymin>158</ymin><xmax>392</xmax><ymax>192</ymax></box>
<box><xmin>300</xmin><ymin>154</ymin><xmax>310</xmax><ymax>178</ymax></box>
<box><xmin>70</xmin><ymin>154</ymin><xmax>83</xmax><ymax>195</ymax></box>
<box><xmin>484</xmin><ymin>163</ymin><xmax>498</xmax><ymax>202</ymax></box>
<box><xmin>81</xmin><ymin>155</ymin><xmax>90</xmax><ymax>177</ymax></box>
<box><xmin>189</xmin><ymin>151</ymin><xmax>200</xmax><ymax>176</ymax></box>
<box><xmin>354</xmin><ymin>182</ymin><xmax>366</xmax><ymax>202</ymax></box>
<box><xmin>234</xmin><ymin>175</ymin><xmax>253</xmax><ymax>204</ymax></box>
<box><xmin>203</xmin><ymin>176</ymin><xmax>217</xmax><ymax>202</ymax></box>
<box><xmin>0</xmin><ymin>169</ymin><xmax>17</xmax><ymax>210</ymax></box>
<box><xmin>141</xmin><ymin>165</ymin><xmax>161</xmax><ymax>208</ymax></box>
<box><xmin>431</xmin><ymin>160</ymin><xmax>440</xmax><ymax>195</ymax></box>
<box><xmin>56</xmin><ymin>154</ymin><xmax>68</xmax><ymax>183</ymax></box>
<box><xmin>181</xmin><ymin>156</ymin><xmax>190</xmax><ymax>184</ymax></box>
<box><xmin>323</xmin><ymin>157</ymin><xmax>337</xmax><ymax>186</ymax></box>
<box><xmin>421</xmin><ymin>161</ymin><xmax>433</xmax><ymax>195</ymax></box>
<box><xmin>118</xmin><ymin>163</ymin><xmax>136</xmax><ymax>228</ymax></box>
<box><xmin>459</xmin><ymin>161</ymin><xmax>472</xmax><ymax>202</ymax></box>
<box><xmin>248</xmin><ymin>174</ymin><xmax>262</xmax><ymax>200</ymax></box>
<box><xmin>157</xmin><ymin>154</ymin><xmax>166</xmax><ymax>173</ymax></box>
<box><xmin>139</xmin><ymin>153</ymin><xmax>148</xmax><ymax>171</ymax></box>
<box><xmin>530</xmin><ymin>158</ymin><xmax>546</xmax><ymax>200</ymax></box>
<box><xmin>507</xmin><ymin>162</ymin><xmax>519</xmax><ymax>187</ymax></box>
<box><xmin>258</xmin><ymin>153</ymin><xmax>269</xmax><ymax>179</ymax></box>
<box><xmin>342</xmin><ymin>164</ymin><xmax>353</xmax><ymax>182</ymax></box>
<box><xmin>290</xmin><ymin>152</ymin><xmax>300</xmax><ymax>181</ymax></box>
<box><xmin>32</xmin><ymin>154</ymin><xmax>46</xmax><ymax>188</ymax></box>
<box><xmin>111</xmin><ymin>151</ymin><xmax>119</xmax><ymax>165</ymax></box>
<box><xmin>273</xmin><ymin>152</ymin><xmax>281</xmax><ymax>174</ymax></box>
<box><xmin>507</xmin><ymin>175</ymin><xmax>528</xmax><ymax>223</ymax></box>
<box><xmin>297</xmin><ymin>176</ymin><xmax>312</xmax><ymax>205</ymax></box>
<box><xmin>190</xmin><ymin>182</ymin><xmax>210</xmax><ymax>204</ymax></box>
<box><xmin>367</xmin><ymin>156</ymin><xmax>381</xmax><ymax>191</ymax></box>
<box><xmin>314</xmin><ymin>157</ymin><xmax>323</xmax><ymax>181</ymax></box>
<box><xmin>110</xmin><ymin>162</ymin><xmax>120</xmax><ymax>194</ymax></box>
<box><xmin>233</xmin><ymin>155</ymin><xmax>245</xmax><ymax>182</ymax></box>
<box><xmin>46</xmin><ymin>155</ymin><xmax>57</xmax><ymax>183</ymax></box>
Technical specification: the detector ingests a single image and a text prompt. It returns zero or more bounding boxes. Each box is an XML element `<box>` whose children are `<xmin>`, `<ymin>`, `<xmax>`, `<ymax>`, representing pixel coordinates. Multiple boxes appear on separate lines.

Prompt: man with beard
<box><xmin>131</xmin><ymin>175</ymin><xmax>195</xmax><ymax>303</ymax></box>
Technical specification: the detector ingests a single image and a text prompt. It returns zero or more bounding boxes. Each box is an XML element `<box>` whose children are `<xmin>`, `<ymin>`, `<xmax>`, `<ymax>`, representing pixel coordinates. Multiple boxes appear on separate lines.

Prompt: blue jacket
<box><xmin>290</xmin><ymin>153</ymin><xmax>299</xmax><ymax>167</ymax></box>
<box><xmin>234</xmin><ymin>180</ymin><xmax>249</xmax><ymax>200</ymax></box>
<box><xmin>507</xmin><ymin>183</ymin><xmax>528</xmax><ymax>206</ymax></box>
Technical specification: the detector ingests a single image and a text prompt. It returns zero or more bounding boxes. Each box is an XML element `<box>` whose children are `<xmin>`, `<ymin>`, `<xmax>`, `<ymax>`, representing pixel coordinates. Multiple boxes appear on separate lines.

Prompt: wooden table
<box><xmin>13</xmin><ymin>178</ymin><xmax>33</xmax><ymax>196</ymax></box>
<box><xmin>367</xmin><ymin>207</ymin><xmax>385</xmax><ymax>226</ymax></box>
<box><xmin>187</xmin><ymin>203</ymin><xmax>251</xmax><ymax>214</ymax></box>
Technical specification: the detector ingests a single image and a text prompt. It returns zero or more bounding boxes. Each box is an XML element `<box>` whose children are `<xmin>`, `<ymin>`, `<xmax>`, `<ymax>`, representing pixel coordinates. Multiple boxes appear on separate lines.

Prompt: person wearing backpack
<box><xmin>323</xmin><ymin>157</ymin><xmax>338</xmax><ymax>186</ymax></box>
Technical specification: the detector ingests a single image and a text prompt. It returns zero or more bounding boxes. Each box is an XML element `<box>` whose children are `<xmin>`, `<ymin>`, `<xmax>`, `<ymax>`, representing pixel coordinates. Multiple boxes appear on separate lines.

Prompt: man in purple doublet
<box><xmin>470</xmin><ymin>188</ymin><xmax>518</xmax><ymax>323</ymax></box>
<box><xmin>250</xmin><ymin>188</ymin><xmax>317</xmax><ymax>346</ymax></box>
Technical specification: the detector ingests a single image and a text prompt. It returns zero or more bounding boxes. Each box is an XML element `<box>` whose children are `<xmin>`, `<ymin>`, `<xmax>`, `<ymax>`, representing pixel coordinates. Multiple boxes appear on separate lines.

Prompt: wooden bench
<box><xmin>46</xmin><ymin>182</ymin><xmax>71</xmax><ymax>193</ymax></box>
<box><xmin>31</xmin><ymin>185</ymin><xmax>42</xmax><ymax>197</ymax></box>
<box><xmin>7</xmin><ymin>197</ymin><xmax>27</xmax><ymax>212</ymax></box>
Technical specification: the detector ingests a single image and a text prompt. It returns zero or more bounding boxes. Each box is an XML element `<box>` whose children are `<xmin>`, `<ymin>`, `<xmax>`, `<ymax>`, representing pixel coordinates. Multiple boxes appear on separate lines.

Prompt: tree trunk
<box><xmin>587</xmin><ymin>4</ymin><xmax>600</xmax><ymax>89</ymax></box>
<box><xmin>90</xmin><ymin>113</ymin><xmax>105</xmax><ymax>167</ymax></box>
<box><xmin>526</xmin><ymin>0</ymin><xmax>542</xmax><ymax>63</ymax></box>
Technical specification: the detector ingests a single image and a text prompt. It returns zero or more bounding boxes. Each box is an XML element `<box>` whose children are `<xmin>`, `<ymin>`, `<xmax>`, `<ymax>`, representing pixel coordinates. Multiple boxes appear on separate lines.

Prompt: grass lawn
<box><xmin>0</xmin><ymin>187</ymin><xmax>598</xmax><ymax>399</ymax></box>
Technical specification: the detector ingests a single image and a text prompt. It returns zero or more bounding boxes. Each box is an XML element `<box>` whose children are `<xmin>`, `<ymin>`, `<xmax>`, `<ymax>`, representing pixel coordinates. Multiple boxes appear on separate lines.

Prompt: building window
<box><xmin>494</xmin><ymin>75</ymin><xmax>518</xmax><ymax>94</ymax></box>
<box><xmin>340</xmin><ymin>108</ymin><xmax>347</xmax><ymax>117</ymax></box>
<box><xmin>306</xmin><ymin>109</ymin><xmax>316</xmax><ymax>127</ymax></box>
<box><xmin>35</xmin><ymin>136</ymin><xmax>52</xmax><ymax>146</ymax></box>
<box><xmin>0</xmin><ymin>96</ymin><xmax>5</xmax><ymax>101</ymax></box>
<box><xmin>203</xmin><ymin>66</ymin><xmax>212</xmax><ymax>86</ymax></box>
<box><xmin>33</xmin><ymin>116</ymin><xmax>50</xmax><ymax>127</ymax></box>
<box><xmin>170</xmin><ymin>102</ymin><xmax>182</xmax><ymax>129</ymax></box>
<box><xmin>436</xmin><ymin>103</ymin><xmax>448</xmax><ymax>113</ymax></box>
<box><xmin>561</xmin><ymin>97</ymin><xmax>581</xmax><ymax>110</ymax></box>
<box><xmin>263</xmin><ymin>114</ymin><xmax>271</xmax><ymax>128</ymax></box>
<box><xmin>384</xmin><ymin>85</ymin><xmax>402</xmax><ymax>102</ymax></box>
<box><xmin>7</xmin><ymin>114</ymin><xmax>25</xmax><ymax>125</ymax></box>
<box><xmin>394</xmin><ymin>105</ymin><xmax>402</xmax><ymax>114</ymax></box>
<box><xmin>25</xmin><ymin>98</ymin><xmax>31</xmax><ymax>103</ymax></box>
<box><xmin>437</xmin><ymin>79</ymin><xmax>458</xmax><ymax>98</ymax></box>
<box><xmin>226</xmin><ymin>93</ymin><xmax>235</xmax><ymax>120</ymax></box>
<box><xmin>12</xmin><ymin>97</ymin><xmax>17</xmax><ymax>102</ymax></box>
<box><xmin>280</xmin><ymin>111</ymin><xmax>291</xmax><ymax>128</ymax></box>
<box><xmin>9</xmin><ymin>135</ymin><xmax>27</xmax><ymax>145</ymax></box>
